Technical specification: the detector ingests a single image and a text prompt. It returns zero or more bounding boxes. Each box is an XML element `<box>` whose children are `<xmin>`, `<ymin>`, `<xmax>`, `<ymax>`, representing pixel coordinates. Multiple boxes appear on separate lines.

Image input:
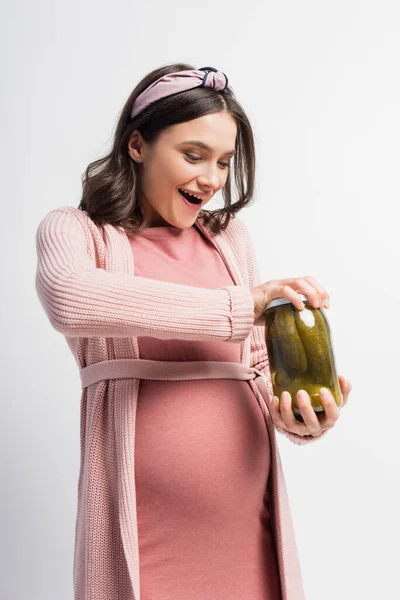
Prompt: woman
<box><xmin>35</xmin><ymin>63</ymin><xmax>351</xmax><ymax>600</ymax></box>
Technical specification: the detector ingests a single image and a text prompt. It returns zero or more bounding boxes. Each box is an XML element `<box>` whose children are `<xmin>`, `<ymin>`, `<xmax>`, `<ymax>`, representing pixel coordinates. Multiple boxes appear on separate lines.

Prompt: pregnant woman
<box><xmin>35</xmin><ymin>63</ymin><xmax>351</xmax><ymax>600</ymax></box>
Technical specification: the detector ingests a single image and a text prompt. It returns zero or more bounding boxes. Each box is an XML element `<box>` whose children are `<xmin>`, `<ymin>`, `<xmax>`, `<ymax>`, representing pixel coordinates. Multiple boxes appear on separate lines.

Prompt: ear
<box><xmin>128</xmin><ymin>130</ymin><xmax>145</xmax><ymax>162</ymax></box>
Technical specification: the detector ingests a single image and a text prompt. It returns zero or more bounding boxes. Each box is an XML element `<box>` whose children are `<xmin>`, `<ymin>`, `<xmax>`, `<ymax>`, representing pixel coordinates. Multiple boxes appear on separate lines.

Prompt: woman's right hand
<box><xmin>250</xmin><ymin>276</ymin><xmax>331</xmax><ymax>326</ymax></box>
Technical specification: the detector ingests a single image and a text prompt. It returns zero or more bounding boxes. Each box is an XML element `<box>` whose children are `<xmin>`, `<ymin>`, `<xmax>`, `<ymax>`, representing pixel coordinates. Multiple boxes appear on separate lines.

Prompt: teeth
<box><xmin>179</xmin><ymin>189</ymin><xmax>203</xmax><ymax>202</ymax></box>
<box><xmin>182</xmin><ymin>190</ymin><xmax>203</xmax><ymax>200</ymax></box>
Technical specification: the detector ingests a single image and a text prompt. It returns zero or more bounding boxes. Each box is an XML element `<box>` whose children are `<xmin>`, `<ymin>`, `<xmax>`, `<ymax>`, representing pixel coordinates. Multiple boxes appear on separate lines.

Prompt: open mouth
<box><xmin>178</xmin><ymin>189</ymin><xmax>203</xmax><ymax>205</ymax></box>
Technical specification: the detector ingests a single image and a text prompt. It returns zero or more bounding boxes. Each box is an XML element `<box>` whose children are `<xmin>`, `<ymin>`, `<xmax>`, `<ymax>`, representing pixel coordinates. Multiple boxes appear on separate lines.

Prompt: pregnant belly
<box><xmin>134</xmin><ymin>378</ymin><xmax>271</xmax><ymax>524</ymax></box>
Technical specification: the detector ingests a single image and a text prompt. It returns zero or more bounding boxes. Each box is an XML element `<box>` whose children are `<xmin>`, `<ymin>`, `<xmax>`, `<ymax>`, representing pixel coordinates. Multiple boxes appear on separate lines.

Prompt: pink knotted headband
<box><xmin>130</xmin><ymin>66</ymin><xmax>237</xmax><ymax>120</ymax></box>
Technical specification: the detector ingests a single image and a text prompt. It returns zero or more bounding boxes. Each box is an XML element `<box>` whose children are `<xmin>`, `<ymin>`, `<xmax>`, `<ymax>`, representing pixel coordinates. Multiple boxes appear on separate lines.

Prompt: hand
<box><xmin>251</xmin><ymin>276</ymin><xmax>330</xmax><ymax>326</ymax></box>
<box><xmin>268</xmin><ymin>375</ymin><xmax>352</xmax><ymax>437</ymax></box>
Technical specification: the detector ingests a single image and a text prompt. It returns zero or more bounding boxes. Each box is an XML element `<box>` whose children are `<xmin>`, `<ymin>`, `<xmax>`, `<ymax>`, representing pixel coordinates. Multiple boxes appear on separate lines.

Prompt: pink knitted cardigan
<box><xmin>35</xmin><ymin>206</ymin><xmax>328</xmax><ymax>600</ymax></box>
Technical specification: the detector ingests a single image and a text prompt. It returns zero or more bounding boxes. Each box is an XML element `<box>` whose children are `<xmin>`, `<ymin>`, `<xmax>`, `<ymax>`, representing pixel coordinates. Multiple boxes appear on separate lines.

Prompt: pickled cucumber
<box><xmin>274</xmin><ymin>377</ymin><xmax>342</xmax><ymax>414</ymax></box>
<box><xmin>275</xmin><ymin>367</ymin><xmax>292</xmax><ymax>387</ymax></box>
<box><xmin>273</xmin><ymin>373</ymin><xmax>321</xmax><ymax>413</ymax></box>
<box><xmin>266</xmin><ymin>318</ymin><xmax>281</xmax><ymax>373</ymax></box>
<box><xmin>272</xmin><ymin>310</ymin><xmax>308</xmax><ymax>378</ymax></box>
<box><xmin>293</xmin><ymin>383</ymin><xmax>342</xmax><ymax>416</ymax></box>
<box><xmin>294</xmin><ymin>308</ymin><xmax>333</xmax><ymax>384</ymax></box>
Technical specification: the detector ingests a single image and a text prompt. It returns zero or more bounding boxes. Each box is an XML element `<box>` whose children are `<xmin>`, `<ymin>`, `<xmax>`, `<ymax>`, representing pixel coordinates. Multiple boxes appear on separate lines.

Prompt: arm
<box><xmin>35</xmin><ymin>207</ymin><xmax>254</xmax><ymax>341</ymax></box>
<box><xmin>241</xmin><ymin>219</ymin><xmax>329</xmax><ymax>445</ymax></box>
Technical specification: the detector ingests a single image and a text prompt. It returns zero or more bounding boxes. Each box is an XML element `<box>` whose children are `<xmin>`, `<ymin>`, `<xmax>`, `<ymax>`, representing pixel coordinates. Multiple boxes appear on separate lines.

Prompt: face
<box><xmin>127</xmin><ymin>111</ymin><xmax>237</xmax><ymax>228</ymax></box>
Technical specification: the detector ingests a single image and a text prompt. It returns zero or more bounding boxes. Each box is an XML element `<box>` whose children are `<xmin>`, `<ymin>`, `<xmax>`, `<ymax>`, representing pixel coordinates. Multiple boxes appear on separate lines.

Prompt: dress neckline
<box><xmin>129</xmin><ymin>225</ymin><xmax>197</xmax><ymax>237</ymax></box>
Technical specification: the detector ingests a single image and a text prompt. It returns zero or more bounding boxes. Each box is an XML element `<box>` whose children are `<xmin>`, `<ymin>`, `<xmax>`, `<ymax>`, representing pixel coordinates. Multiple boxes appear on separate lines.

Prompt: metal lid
<box><xmin>264</xmin><ymin>293</ymin><xmax>308</xmax><ymax>311</ymax></box>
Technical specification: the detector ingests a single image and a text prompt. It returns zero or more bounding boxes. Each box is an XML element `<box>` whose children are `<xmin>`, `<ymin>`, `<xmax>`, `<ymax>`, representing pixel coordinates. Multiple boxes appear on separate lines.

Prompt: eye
<box><xmin>184</xmin><ymin>153</ymin><xmax>231</xmax><ymax>169</ymax></box>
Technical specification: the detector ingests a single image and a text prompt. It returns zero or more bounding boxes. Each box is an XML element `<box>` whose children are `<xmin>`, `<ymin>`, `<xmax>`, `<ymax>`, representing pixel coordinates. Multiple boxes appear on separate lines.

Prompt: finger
<box><xmin>319</xmin><ymin>387</ymin><xmax>340</xmax><ymax>426</ymax></box>
<box><xmin>280</xmin><ymin>277</ymin><xmax>327</xmax><ymax>310</ymax></box>
<box><xmin>338</xmin><ymin>374</ymin><xmax>352</xmax><ymax>394</ymax></box>
<box><xmin>276</xmin><ymin>285</ymin><xmax>306</xmax><ymax>311</ymax></box>
<box><xmin>295</xmin><ymin>278</ymin><xmax>324</xmax><ymax>309</ymax></box>
<box><xmin>279</xmin><ymin>392</ymin><xmax>310</xmax><ymax>436</ymax></box>
<box><xmin>337</xmin><ymin>376</ymin><xmax>347</xmax><ymax>408</ymax></box>
<box><xmin>338</xmin><ymin>375</ymin><xmax>352</xmax><ymax>407</ymax></box>
<box><xmin>269</xmin><ymin>395</ymin><xmax>288</xmax><ymax>429</ymax></box>
<box><xmin>297</xmin><ymin>390</ymin><xmax>324</xmax><ymax>436</ymax></box>
<box><xmin>302</xmin><ymin>276</ymin><xmax>330</xmax><ymax>308</ymax></box>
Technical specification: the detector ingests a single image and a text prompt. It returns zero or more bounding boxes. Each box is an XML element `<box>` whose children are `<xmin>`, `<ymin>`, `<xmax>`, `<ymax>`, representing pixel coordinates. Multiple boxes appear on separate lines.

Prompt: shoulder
<box><xmin>228</xmin><ymin>214</ymin><xmax>251</xmax><ymax>239</ymax></box>
<box><xmin>218</xmin><ymin>214</ymin><xmax>252</xmax><ymax>251</ymax></box>
<box><xmin>211</xmin><ymin>215</ymin><xmax>254</xmax><ymax>283</ymax></box>
<box><xmin>36</xmin><ymin>205</ymin><xmax>96</xmax><ymax>231</ymax></box>
<box><xmin>35</xmin><ymin>206</ymin><xmax>107</xmax><ymax>248</ymax></box>
<box><xmin>35</xmin><ymin>206</ymin><xmax>106</xmax><ymax>261</ymax></box>
<box><xmin>222</xmin><ymin>215</ymin><xmax>259</xmax><ymax>285</ymax></box>
<box><xmin>202</xmin><ymin>213</ymin><xmax>249</xmax><ymax>242</ymax></box>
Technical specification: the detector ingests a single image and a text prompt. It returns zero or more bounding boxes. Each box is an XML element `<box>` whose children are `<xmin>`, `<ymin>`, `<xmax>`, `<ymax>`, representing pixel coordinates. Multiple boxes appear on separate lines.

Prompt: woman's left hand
<box><xmin>269</xmin><ymin>374</ymin><xmax>352</xmax><ymax>437</ymax></box>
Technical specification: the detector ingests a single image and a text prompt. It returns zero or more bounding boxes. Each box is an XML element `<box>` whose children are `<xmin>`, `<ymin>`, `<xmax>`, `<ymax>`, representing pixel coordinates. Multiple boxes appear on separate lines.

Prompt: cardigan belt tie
<box><xmin>80</xmin><ymin>358</ymin><xmax>271</xmax><ymax>402</ymax></box>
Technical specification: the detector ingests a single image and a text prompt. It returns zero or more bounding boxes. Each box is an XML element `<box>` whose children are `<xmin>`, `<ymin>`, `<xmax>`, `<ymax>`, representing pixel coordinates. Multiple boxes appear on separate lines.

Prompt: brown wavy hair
<box><xmin>78</xmin><ymin>62</ymin><xmax>257</xmax><ymax>235</ymax></box>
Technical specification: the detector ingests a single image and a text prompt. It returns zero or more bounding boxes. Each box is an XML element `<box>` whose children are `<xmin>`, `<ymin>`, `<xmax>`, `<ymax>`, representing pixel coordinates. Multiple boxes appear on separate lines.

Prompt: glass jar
<box><xmin>264</xmin><ymin>294</ymin><xmax>342</xmax><ymax>421</ymax></box>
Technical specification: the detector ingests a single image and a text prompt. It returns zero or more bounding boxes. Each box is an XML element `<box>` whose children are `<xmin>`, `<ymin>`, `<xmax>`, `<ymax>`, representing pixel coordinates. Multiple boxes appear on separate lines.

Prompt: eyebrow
<box><xmin>180</xmin><ymin>140</ymin><xmax>236</xmax><ymax>156</ymax></box>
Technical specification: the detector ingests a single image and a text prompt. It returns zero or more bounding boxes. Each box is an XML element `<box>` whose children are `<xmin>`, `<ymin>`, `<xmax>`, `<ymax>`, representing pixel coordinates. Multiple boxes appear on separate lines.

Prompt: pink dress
<box><xmin>128</xmin><ymin>224</ymin><xmax>282</xmax><ymax>600</ymax></box>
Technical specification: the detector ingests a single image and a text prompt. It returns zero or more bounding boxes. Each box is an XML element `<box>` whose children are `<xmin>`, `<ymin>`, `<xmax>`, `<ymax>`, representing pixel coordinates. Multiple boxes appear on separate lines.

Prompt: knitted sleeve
<box><xmin>35</xmin><ymin>207</ymin><xmax>254</xmax><ymax>342</ymax></box>
<box><xmin>240</xmin><ymin>218</ymin><xmax>329</xmax><ymax>445</ymax></box>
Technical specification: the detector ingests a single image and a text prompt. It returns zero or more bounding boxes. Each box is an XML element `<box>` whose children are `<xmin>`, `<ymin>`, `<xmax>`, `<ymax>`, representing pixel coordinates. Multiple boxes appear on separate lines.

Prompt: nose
<box><xmin>197</xmin><ymin>164</ymin><xmax>221</xmax><ymax>191</ymax></box>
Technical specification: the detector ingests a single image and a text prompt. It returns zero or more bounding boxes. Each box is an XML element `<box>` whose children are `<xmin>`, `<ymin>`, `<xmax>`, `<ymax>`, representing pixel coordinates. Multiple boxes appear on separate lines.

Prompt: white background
<box><xmin>1</xmin><ymin>1</ymin><xmax>399</xmax><ymax>598</ymax></box>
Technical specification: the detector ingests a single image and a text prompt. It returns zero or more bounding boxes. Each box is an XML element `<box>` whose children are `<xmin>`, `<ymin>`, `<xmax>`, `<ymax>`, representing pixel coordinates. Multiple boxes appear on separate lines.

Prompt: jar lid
<box><xmin>264</xmin><ymin>293</ymin><xmax>308</xmax><ymax>311</ymax></box>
